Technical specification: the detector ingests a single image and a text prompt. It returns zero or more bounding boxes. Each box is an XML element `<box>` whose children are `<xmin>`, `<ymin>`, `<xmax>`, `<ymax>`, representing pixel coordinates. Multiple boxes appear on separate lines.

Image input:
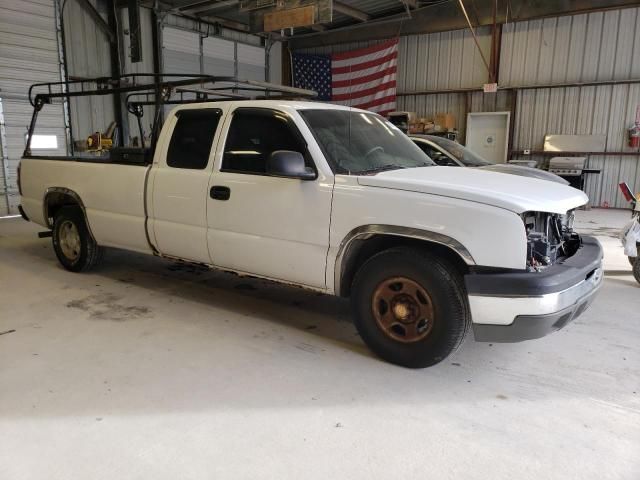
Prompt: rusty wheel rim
<box><xmin>59</xmin><ymin>220</ymin><xmax>81</xmax><ymax>261</ymax></box>
<box><xmin>371</xmin><ymin>277</ymin><xmax>435</xmax><ymax>343</ymax></box>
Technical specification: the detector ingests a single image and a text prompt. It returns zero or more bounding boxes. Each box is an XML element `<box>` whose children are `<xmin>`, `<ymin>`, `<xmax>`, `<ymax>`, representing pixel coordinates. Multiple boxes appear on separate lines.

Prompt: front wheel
<box><xmin>633</xmin><ymin>257</ymin><xmax>640</xmax><ymax>284</ymax></box>
<box><xmin>52</xmin><ymin>206</ymin><xmax>103</xmax><ymax>272</ymax></box>
<box><xmin>351</xmin><ymin>247</ymin><xmax>470</xmax><ymax>368</ymax></box>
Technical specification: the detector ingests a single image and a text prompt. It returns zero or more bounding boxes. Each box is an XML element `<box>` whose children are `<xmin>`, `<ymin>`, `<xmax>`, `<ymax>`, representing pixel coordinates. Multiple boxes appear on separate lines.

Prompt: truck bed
<box><xmin>20</xmin><ymin>157</ymin><xmax>152</xmax><ymax>254</ymax></box>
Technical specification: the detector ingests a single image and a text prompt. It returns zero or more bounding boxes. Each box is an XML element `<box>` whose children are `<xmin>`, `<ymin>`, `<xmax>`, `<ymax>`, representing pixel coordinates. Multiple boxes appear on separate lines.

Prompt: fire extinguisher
<box><xmin>630</xmin><ymin>105</ymin><xmax>640</xmax><ymax>148</ymax></box>
<box><xmin>628</xmin><ymin>124</ymin><xmax>640</xmax><ymax>148</ymax></box>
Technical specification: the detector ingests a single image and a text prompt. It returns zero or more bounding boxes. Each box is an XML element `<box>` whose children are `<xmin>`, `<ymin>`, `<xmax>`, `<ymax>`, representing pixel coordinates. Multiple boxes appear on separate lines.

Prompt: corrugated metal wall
<box><xmin>297</xmin><ymin>29</ymin><xmax>492</xmax><ymax>141</ymax></box>
<box><xmin>296</xmin><ymin>8</ymin><xmax>640</xmax><ymax>208</ymax></box>
<box><xmin>500</xmin><ymin>9</ymin><xmax>640</xmax><ymax>86</ymax></box>
<box><xmin>503</xmin><ymin>7</ymin><xmax>640</xmax><ymax>207</ymax></box>
<box><xmin>0</xmin><ymin>0</ymin><xmax>66</xmax><ymax>215</ymax></box>
<box><xmin>63</xmin><ymin>0</ymin><xmax>115</xmax><ymax>143</ymax></box>
<box><xmin>398</xmin><ymin>28</ymin><xmax>492</xmax><ymax>91</ymax></box>
<box><xmin>298</xmin><ymin>29</ymin><xmax>492</xmax><ymax>90</ymax></box>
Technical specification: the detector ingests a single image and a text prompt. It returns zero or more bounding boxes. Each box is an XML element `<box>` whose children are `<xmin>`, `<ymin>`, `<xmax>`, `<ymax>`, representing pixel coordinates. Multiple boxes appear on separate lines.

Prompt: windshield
<box><xmin>300</xmin><ymin>109</ymin><xmax>434</xmax><ymax>174</ymax></box>
<box><xmin>428</xmin><ymin>136</ymin><xmax>493</xmax><ymax>167</ymax></box>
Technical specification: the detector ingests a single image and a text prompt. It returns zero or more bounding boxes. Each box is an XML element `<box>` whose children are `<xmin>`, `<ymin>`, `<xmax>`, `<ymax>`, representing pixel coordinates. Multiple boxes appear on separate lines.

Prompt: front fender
<box><xmin>327</xmin><ymin>179</ymin><xmax>528</xmax><ymax>293</ymax></box>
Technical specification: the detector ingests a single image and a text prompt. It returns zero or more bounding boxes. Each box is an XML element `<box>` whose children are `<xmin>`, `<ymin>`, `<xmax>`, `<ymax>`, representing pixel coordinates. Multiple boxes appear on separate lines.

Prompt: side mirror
<box><xmin>267</xmin><ymin>150</ymin><xmax>316</xmax><ymax>180</ymax></box>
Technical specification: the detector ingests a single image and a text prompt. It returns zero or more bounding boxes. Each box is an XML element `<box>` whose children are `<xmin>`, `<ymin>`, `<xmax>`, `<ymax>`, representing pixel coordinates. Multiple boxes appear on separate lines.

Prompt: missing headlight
<box><xmin>523</xmin><ymin>210</ymin><xmax>581</xmax><ymax>271</ymax></box>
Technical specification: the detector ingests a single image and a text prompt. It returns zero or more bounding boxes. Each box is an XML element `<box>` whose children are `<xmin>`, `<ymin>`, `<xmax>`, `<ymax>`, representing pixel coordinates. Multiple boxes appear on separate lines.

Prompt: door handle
<box><xmin>210</xmin><ymin>185</ymin><xmax>231</xmax><ymax>201</ymax></box>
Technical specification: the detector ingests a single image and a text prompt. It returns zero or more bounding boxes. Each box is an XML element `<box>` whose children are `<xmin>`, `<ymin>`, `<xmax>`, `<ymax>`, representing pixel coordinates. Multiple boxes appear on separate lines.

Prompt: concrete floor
<box><xmin>0</xmin><ymin>209</ymin><xmax>638</xmax><ymax>480</ymax></box>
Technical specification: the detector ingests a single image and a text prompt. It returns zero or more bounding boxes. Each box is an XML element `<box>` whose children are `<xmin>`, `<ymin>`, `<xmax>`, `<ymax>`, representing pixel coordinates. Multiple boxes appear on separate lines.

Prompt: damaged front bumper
<box><xmin>465</xmin><ymin>235</ymin><xmax>604</xmax><ymax>342</ymax></box>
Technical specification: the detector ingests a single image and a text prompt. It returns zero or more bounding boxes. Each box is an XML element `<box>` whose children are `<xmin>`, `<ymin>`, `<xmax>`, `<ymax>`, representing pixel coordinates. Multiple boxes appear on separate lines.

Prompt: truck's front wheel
<box><xmin>633</xmin><ymin>257</ymin><xmax>640</xmax><ymax>284</ymax></box>
<box><xmin>52</xmin><ymin>206</ymin><xmax>103</xmax><ymax>272</ymax></box>
<box><xmin>351</xmin><ymin>247</ymin><xmax>470</xmax><ymax>368</ymax></box>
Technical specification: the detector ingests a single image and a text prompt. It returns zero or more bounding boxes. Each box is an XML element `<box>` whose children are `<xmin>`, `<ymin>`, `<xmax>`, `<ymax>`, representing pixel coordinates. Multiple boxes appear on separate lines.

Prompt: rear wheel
<box><xmin>351</xmin><ymin>247</ymin><xmax>470</xmax><ymax>368</ymax></box>
<box><xmin>52</xmin><ymin>206</ymin><xmax>103</xmax><ymax>272</ymax></box>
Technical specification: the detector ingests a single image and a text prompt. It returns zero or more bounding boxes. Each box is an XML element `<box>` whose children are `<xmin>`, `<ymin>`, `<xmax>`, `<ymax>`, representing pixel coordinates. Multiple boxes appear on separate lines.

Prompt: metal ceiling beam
<box><xmin>333</xmin><ymin>1</ymin><xmax>370</xmax><ymax>22</ymax></box>
<box><xmin>290</xmin><ymin>0</ymin><xmax>640</xmax><ymax>49</ymax></box>
<box><xmin>156</xmin><ymin>0</ymin><xmax>250</xmax><ymax>31</ymax></box>
<box><xmin>74</xmin><ymin>0</ymin><xmax>116</xmax><ymax>43</ymax></box>
<box><xmin>200</xmin><ymin>13</ymin><xmax>250</xmax><ymax>30</ymax></box>
<box><xmin>181</xmin><ymin>0</ymin><xmax>239</xmax><ymax>14</ymax></box>
<box><xmin>177</xmin><ymin>0</ymin><xmax>218</xmax><ymax>10</ymax></box>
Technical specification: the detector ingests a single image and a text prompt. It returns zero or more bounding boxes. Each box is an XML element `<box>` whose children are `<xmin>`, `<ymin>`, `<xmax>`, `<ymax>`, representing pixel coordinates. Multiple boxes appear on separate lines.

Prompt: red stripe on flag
<box><xmin>332</xmin><ymin>81</ymin><xmax>396</xmax><ymax>101</ymax></box>
<box><xmin>331</xmin><ymin>52</ymin><xmax>397</xmax><ymax>75</ymax></box>
<box><xmin>332</xmin><ymin>66</ymin><xmax>397</xmax><ymax>89</ymax></box>
<box><xmin>328</xmin><ymin>37</ymin><xmax>399</xmax><ymax>114</ymax></box>
<box><xmin>350</xmin><ymin>94</ymin><xmax>397</xmax><ymax>111</ymax></box>
<box><xmin>332</xmin><ymin>39</ymin><xmax>399</xmax><ymax>61</ymax></box>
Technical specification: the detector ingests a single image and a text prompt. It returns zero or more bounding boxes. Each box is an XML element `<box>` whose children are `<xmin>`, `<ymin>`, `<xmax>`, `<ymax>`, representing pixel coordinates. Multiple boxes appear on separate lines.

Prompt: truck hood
<box><xmin>356</xmin><ymin>166</ymin><xmax>588</xmax><ymax>214</ymax></box>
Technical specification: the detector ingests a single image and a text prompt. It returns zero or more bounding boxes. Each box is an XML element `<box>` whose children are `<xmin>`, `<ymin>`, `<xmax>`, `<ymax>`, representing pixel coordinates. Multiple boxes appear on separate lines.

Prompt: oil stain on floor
<box><xmin>66</xmin><ymin>293</ymin><xmax>151</xmax><ymax>321</ymax></box>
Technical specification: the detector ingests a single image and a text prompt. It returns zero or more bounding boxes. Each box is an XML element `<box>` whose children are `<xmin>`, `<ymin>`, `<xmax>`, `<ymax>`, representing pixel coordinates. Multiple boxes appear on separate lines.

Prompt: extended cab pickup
<box><xmin>19</xmin><ymin>99</ymin><xmax>603</xmax><ymax>368</ymax></box>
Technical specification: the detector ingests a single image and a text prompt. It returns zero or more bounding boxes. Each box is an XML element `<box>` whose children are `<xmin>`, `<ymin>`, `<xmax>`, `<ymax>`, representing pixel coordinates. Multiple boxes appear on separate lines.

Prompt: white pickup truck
<box><xmin>18</xmin><ymin>85</ymin><xmax>603</xmax><ymax>368</ymax></box>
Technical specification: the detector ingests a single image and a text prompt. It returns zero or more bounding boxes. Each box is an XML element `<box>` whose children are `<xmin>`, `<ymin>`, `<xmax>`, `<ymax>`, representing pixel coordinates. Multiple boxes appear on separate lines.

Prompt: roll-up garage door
<box><xmin>162</xmin><ymin>26</ymin><xmax>266</xmax><ymax>82</ymax></box>
<box><xmin>162</xmin><ymin>27</ymin><xmax>200</xmax><ymax>76</ymax></box>
<box><xmin>0</xmin><ymin>0</ymin><xmax>66</xmax><ymax>216</ymax></box>
<box><xmin>237</xmin><ymin>43</ymin><xmax>265</xmax><ymax>82</ymax></box>
<box><xmin>203</xmin><ymin>36</ymin><xmax>235</xmax><ymax>77</ymax></box>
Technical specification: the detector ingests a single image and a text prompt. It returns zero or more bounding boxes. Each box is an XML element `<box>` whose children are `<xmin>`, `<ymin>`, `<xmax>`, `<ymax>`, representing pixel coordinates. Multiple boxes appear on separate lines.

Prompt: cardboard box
<box><xmin>435</xmin><ymin>113</ymin><xmax>455</xmax><ymax>130</ymax></box>
<box><xmin>408</xmin><ymin>123</ymin><xmax>424</xmax><ymax>134</ymax></box>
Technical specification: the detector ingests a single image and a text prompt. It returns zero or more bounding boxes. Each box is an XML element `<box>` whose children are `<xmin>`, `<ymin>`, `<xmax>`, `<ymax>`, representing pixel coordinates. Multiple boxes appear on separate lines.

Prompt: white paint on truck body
<box><xmin>20</xmin><ymin>159</ymin><xmax>151</xmax><ymax>254</ymax></box>
<box><xmin>19</xmin><ymin>100</ymin><xmax>589</xmax><ymax>300</ymax></box>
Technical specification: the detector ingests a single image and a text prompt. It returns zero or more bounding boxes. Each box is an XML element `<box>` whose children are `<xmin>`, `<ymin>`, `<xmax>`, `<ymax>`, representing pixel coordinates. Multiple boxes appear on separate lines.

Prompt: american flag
<box><xmin>292</xmin><ymin>39</ymin><xmax>399</xmax><ymax>116</ymax></box>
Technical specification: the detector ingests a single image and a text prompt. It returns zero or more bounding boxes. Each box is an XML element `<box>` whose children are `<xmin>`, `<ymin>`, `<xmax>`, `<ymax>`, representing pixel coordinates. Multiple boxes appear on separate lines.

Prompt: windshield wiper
<box><xmin>355</xmin><ymin>163</ymin><xmax>433</xmax><ymax>175</ymax></box>
<box><xmin>355</xmin><ymin>164</ymin><xmax>408</xmax><ymax>175</ymax></box>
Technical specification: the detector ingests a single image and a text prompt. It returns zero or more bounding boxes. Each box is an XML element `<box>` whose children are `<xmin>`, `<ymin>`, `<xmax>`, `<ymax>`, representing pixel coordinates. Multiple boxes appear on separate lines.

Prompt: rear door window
<box><xmin>167</xmin><ymin>109</ymin><xmax>222</xmax><ymax>169</ymax></box>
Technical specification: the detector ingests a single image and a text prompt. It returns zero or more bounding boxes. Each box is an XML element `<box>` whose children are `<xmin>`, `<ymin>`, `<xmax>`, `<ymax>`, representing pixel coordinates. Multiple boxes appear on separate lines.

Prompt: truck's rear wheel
<box><xmin>52</xmin><ymin>206</ymin><xmax>103</xmax><ymax>272</ymax></box>
<box><xmin>351</xmin><ymin>247</ymin><xmax>470</xmax><ymax>368</ymax></box>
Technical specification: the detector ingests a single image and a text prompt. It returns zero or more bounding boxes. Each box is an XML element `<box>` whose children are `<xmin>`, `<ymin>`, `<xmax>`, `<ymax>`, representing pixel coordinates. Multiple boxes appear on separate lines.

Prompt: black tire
<box><xmin>52</xmin><ymin>206</ymin><xmax>103</xmax><ymax>272</ymax></box>
<box><xmin>633</xmin><ymin>257</ymin><xmax>640</xmax><ymax>284</ymax></box>
<box><xmin>629</xmin><ymin>243</ymin><xmax>640</xmax><ymax>266</ymax></box>
<box><xmin>351</xmin><ymin>247</ymin><xmax>470</xmax><ymax>368</ymax></box>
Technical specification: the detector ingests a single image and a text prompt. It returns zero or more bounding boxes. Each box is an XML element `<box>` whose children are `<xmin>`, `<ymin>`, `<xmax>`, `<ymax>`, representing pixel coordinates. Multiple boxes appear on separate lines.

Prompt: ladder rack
<box><xmin>25</xmin><ymin>73</ymin><xmax>318</xmax><ymax>157</ymax></box>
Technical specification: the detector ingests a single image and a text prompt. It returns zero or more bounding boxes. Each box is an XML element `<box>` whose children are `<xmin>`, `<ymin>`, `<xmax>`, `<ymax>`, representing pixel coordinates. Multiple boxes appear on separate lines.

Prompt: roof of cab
<box><xmin>171</xmin><ymin>99</ymin><xmax>370</xmax><ymax>113</ymax></box>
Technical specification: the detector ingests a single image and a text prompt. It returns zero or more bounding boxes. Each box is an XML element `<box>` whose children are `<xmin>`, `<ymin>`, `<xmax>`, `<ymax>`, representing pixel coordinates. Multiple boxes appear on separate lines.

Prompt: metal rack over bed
<box><xmin>25</xmin><ymin>73</ymin><xmax>317</xmax><ymax>160</ymax></box>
